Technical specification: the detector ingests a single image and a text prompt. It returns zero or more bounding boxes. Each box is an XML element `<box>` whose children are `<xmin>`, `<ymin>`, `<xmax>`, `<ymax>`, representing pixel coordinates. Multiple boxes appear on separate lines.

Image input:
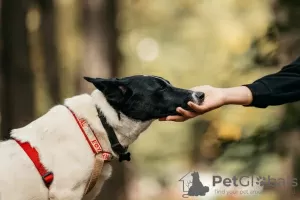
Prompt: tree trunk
<box><xmin>80</xmin><ymin>0</ymin><xmax>126</xmax><ymax>200</ymax></box>
<box><xmin>190</xmin><ymin>119</ymin><xmax>212</xmax><ymax>168</ymax></box>
<box><xmin>271</xmin><ymin>1</ymin><xmax>300</xmax><ymax>199</ymax></box>
<box><xmin>273</xmin><ymin>0</ymin><xmax>300</xmax><ymax>65</ymax></box>
<box><xmin>78</xmin><ymin>0</ymin><xmax>119</xmax><ymax>93</ymax></box>
<box><xmin>38</xmin><ymin>0</ymin><xmax>61</xmax><ymax>105</ymax></box>
<box><xmin>0</xmin><ymin>0</ymin><xmax>34</xmax><ymax>139</ymax></box>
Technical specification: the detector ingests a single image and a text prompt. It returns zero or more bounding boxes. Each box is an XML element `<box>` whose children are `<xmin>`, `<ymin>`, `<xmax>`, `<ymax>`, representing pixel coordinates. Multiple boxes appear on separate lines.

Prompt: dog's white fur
<box><xmin>0</xmin><ymin>90</ymin><xmax>152</xmax><ymax>200</ymax></box>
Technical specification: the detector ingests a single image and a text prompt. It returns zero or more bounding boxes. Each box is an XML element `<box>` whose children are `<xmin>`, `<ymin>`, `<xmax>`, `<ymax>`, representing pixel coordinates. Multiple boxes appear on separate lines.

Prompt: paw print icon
<box><xmin>256</xmin><ymin>176</ymin><xmax>265</xmax><ymax>186</ymax></box>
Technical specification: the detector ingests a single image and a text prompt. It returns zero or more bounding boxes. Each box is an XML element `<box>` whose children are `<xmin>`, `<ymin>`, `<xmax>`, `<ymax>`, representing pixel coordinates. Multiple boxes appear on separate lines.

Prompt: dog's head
<box><xmin>191</xmin><ymin>171</ymin><xmax>199</xmax><ymax>179</ymax></box>
<box><xmin>84</xmin><ymin>75</ymin><xmax>204</xmax><ymax>121</ymax></box>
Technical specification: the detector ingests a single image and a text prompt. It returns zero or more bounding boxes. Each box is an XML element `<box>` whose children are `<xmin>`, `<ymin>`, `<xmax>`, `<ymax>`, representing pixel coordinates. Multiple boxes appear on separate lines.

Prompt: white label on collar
<box><xmin>79</xmin><ymin>118</ymin><xmax>102</xmax><ymax>154</ymax></box>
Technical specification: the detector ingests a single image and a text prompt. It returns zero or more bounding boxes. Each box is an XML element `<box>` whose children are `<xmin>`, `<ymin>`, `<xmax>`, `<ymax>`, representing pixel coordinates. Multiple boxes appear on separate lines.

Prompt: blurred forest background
<box><xmin>1</xmin><ymin>0</ymin><xmax>300</xmax><ymax>199</ymax></box>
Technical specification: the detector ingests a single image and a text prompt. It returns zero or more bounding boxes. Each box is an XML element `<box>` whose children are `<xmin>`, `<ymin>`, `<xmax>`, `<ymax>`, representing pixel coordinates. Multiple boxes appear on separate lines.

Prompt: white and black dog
<box><xmin>0</xmin><ymin>75</ymin><xmax>204</xmax><ymax>200</ymax></box>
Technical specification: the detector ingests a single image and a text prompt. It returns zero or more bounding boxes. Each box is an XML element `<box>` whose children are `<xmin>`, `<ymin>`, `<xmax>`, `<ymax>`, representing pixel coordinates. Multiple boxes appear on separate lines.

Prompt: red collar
<box><xmin>66</xmin><ymin>106</ymin><xmax>112</xmax><ymax>160</ymax></box>
<box><xmin>14</xmin><ymin>106</ymin><xmax>112</xmax><ymax>189</ymax></box>
<box><xmin>15</xmin><ymin>140</ymin><xmax>54</xmax><ymax>188</ymax></box>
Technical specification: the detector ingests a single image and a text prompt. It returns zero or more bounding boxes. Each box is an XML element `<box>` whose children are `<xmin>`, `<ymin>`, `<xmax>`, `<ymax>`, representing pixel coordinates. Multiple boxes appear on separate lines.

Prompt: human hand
<box><xmin>159</xmin><ymin>85</ymin><xmax>253</xmax><ymax>122</ymax></box>
<box><xmin>159</xmin><ymin>85</ymin><xmax>226</xmax><ymax>122</ymax></box>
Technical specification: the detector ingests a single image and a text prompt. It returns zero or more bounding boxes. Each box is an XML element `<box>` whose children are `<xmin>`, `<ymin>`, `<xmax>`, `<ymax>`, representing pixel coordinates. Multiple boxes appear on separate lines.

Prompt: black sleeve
<box><xmin>243</xmin><ymin>56</ymin><xmax>300</xmax><ymax>108</ymax></box>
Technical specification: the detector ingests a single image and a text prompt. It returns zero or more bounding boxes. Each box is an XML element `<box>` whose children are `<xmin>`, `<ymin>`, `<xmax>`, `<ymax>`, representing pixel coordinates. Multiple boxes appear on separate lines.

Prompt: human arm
<box><xmin>243</xmin><ymin>56</ymin><xmax>300</xmax><ymax>108</ymax></box>
<box><xmin>161</xmin><ymin>56</ymin><xmax>300</xmax><ymax>122</ymax></box>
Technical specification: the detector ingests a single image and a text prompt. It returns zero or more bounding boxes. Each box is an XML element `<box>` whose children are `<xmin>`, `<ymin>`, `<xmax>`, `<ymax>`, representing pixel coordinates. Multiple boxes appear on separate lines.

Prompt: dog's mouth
<box><xmin>159</xmin><ymin>93</ymin><xmax>205</xmax><ymax>117</ymax></box>
<box><xmin>174</xmin><ymin>92</ymin><xmax>204</xmax><ymax>114</ymax></box>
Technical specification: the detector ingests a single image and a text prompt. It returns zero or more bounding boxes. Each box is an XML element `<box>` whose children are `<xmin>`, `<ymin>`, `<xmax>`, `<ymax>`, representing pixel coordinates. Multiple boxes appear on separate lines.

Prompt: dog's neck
<box><xmin>65</xmin><ymin>90</ymin><xmax>152</xmax><ymax>148</ymax></box>
<box><xmin>91</xmin><ymin>90</ymin><xmax>153</xmax><ymax>147</ymax></box>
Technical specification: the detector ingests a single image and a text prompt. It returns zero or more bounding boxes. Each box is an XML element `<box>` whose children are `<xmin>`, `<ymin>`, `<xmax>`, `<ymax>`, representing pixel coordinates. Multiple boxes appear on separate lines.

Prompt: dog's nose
<box><xmin>192</xmin><ymin>92</ymin><xmax>205</xmax><ymax>104</ymax></box>
<box><xmin>194</xmin><ymin>92</ymin><xmax>204</xmax><ymax>100</ymax></box>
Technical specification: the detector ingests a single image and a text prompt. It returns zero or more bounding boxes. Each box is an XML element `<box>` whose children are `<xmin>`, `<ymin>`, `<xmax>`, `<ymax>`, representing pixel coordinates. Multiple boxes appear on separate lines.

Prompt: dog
<box><xmin>188</xmin><ymin>172</ymin><xmax>209</xmax><ymax>196</ymax></box>
<box><xmin>0</xmin><ymin>75</ymin><xmax>204</xmax><ymax>200</ymax></box>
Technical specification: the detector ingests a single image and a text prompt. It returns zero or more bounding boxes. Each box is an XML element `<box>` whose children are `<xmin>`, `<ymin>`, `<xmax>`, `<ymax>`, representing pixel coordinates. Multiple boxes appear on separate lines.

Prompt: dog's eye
<box><xmin>159</xmin><ymin>85</ymin><xmax>165</xmax><ymax>90</ymax></box>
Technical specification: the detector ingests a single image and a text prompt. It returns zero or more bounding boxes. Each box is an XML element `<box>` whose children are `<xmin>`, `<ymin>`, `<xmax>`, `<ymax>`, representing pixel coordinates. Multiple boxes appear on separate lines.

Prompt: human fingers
<box><xmin>187</xmin><ymin>102</ymin><xmax>208</xmax><ymax>114</ymax></box>
<box><xmin>159</xmin><ymin>117</ymin><xmax>167</xmax><ymax>121</ymax></box>
<box><xmin>176</xmin><ymin>107</ymin><xmax>198</xmax><ymax>118</ymax></box>
<box><xmin>165</xmin><ymin>115</ymin><xmax>187</xmax><ymax>122</ymax></box>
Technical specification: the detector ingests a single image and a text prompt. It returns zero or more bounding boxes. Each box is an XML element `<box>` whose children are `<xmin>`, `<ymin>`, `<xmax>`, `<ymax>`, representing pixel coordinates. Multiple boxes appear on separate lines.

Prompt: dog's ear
<box><xmin>84</xmin><ymin>77</ymin><xmax>128</xmax><ymax>93</ymax></box>
<box><xmin>84</xmin><ymin>77</ymin><xmax>132</xmax><ymax>105</ymax></box>
<box><xmin>84</xmin><ymin>77</ymin><xmax>110</xmax><ymax>91</ymax></box>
